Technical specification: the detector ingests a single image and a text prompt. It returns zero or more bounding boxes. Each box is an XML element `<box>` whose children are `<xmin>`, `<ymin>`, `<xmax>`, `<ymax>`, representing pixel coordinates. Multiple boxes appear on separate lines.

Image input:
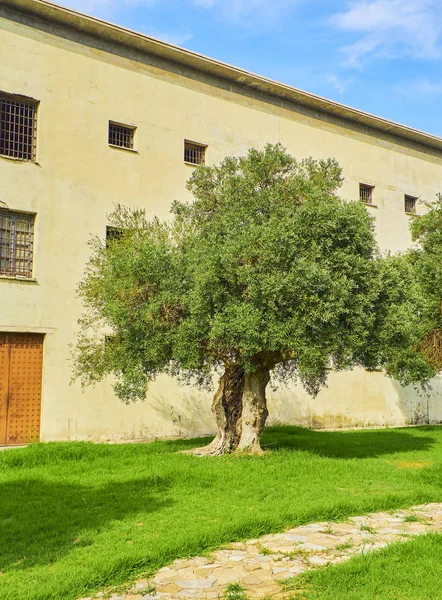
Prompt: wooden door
<box><xmin>0</xmin><ymin>334</ymin><xmax>9</xmax><ymax>445</ymax></box>
<box><xmin>0</xmin><ymin>333</ymin><xmax>43</xmax><ymax>446</ymax></box>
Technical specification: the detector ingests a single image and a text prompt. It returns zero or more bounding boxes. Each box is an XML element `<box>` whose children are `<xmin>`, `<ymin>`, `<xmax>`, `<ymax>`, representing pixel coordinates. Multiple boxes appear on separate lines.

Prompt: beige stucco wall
<box><xmin>1</xmin><ymin>7</ymin><xmax>442</xmax><ymax>442</ymax></box>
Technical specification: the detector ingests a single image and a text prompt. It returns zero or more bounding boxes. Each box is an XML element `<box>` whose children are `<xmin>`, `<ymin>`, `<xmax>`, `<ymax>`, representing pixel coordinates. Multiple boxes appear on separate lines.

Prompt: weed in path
<box><xmin>359</xmin><ymin>524</ymin><xmax>377</xmax><ymax>534</ymax></box>
<box><xmin>319</xmin><ymin>525</ymin><xmax>336</xmax><ymax>535</ymax></box>
<box><xmin>283</xmin><ymin>548</ymin><xmax>310</xmax><ymax>562</ymax></box>
<box><xmin>335</xmin><ymin>541</ymin><xmax>354</xmax><ymax>551</ymax></box>
<box><xmin>403</xmin><ymin>514</ymin><xmax>429</xmax><ymax>524</ymax></box>
<box><xmin>225</xmin><ymin>582</ymin><xmax>248</xmax><ymax>600</ymax></box>
<box><xmin>257</xmin><ymin>544</ymin><xmax>275</xmax><ymax>556</ymax></box>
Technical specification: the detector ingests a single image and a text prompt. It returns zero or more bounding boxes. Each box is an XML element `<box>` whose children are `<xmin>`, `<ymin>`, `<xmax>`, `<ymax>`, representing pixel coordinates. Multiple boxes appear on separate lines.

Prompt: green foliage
<box><xmin>410</xmin><ymin>193</ymin><xmax>442</xmax><ymax>308</ymax></box>
<box><xmin>403</xmin><ymin>514</ymin><xmax>421</xmax><ymax>523</ymax></box>
<box><xmin>74</xmin><ymin>144</ymin><xmax>398</xmax><ymax>400</ymax></box>
<box><xmin>72</xmin><ymin>209</ymin><xmax>187</xmax><ymax>402</ymax></box>
<box><xmin>177</xmin><ymin>146</ymin><xmax>380</xmax><ymax>393</ymax></box>
<box><xmin>370</xmin><ymin>194</ymin><xmax>442</xmax><ymax>380</ymax></box>
<box><xmin>407</xmin><ymin>195</ymin><xmax>442</xmax><ymax>370</ymax></box>
<box><xmin>362</xmin><ymin>254</ymin><xmax>438</xmax><ymax>385</ymax></box>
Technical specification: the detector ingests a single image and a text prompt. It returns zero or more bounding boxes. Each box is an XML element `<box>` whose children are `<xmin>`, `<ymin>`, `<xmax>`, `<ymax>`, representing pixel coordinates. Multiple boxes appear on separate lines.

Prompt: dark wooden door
<box><xmin>0</xmin><ymin>333</ymin><xmax>43</xmax><ymax>446</ymax></box>
<box><xmin>0</xmin><ymin>334</ymin><xmax>9</xmax><ymax>445</ymax></box>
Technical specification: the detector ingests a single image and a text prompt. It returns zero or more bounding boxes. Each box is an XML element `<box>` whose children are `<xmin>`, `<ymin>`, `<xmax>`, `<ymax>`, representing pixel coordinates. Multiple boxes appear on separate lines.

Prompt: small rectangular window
<box><xmin>108</xmin><ymin>122</ymin><xmax>135</xmax><ymax>150</ymax></box>
<box><xmin>106</xmin><ymin>226</ymin><xmax>124</xmax><ymax>248</ymax></box>
<box><xmin>0</xmin><ymin>92</ymin><xmax>38</xmax><ymax>161</ymax></box>
<box><xmin>405</xmin><ymin>195</ymin><xmax>417</xmax><ymax>214</ymax></box>
<box><xmin>184</xmin><ymin>141</ymin><xmax>206</xmax><ymax>165</ymax></box>
<box><xmin>360</xmin><ymin>183</ymin><xmax>374</xmax><ymax>205</ymax></box>
<box><xmin>0</xmin><ymin>210</ymin><xmax>35</xmax><ymax>278</ymax></box>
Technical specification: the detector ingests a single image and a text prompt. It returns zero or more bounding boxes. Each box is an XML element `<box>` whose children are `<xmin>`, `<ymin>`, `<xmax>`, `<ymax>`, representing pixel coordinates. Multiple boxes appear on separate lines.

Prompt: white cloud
<box><xmin>60</xmin><ymin>0</ymin><xmax>294</xmax><ymax>31</ymax></box>
<box><xmin>326</xmin><ymin>73</ymin><xmax>354</xmax><ymax>94</ymax></box>
<box><xmin>331</xmin><ymin>0</ymin><xmax>442</xmax><ymax>68</ymax></box>
<box><xmin>58</xmin><ymin>0</ymin><xmax>192</xmax><ymax>45</ymax></box>
<box><xmin>61</xmin><ymin>0</ymin><xmax>292</xmax><ymax>21</ymax></box>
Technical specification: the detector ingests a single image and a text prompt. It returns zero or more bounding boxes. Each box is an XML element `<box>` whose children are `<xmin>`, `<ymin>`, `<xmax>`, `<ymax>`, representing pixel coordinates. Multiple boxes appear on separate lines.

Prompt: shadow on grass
<box><xmin>259</xmin><ymin>426</ymin><xmax>437</xmax><ymax>458</ymax></box>
<box><xmin>161</xmin><ymin>426</ymin><xmax>437</xmax><ymax>458</ymax></box>
<box><xmin>164</xmin><ymin>426</ymin><xmax>437</xmax><ymax>458</ymax></box>
<box><xmin>0</xmin><ymin>476</ymin><xmax>171</xmax><ymax>571</ymax></box>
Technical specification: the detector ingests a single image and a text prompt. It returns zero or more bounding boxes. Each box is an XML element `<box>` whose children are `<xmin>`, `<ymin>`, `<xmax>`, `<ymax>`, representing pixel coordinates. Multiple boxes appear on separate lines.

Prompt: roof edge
<box><xmin>3</xmin><ymin>0</ymin><xmax>442</xmax><ymax>153</ymax></box>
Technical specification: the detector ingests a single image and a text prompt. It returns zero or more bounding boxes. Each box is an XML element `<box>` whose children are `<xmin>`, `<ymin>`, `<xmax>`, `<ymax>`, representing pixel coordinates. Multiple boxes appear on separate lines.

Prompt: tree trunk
<box><xmin>191</xmin><ymin>364</ymin><xmax>245</xmax><ymax>456</ymax></box>
<box><xmin>236</xmin><ymin>366</ymin><xmax>270</xmax><ymax>455</ymax></box>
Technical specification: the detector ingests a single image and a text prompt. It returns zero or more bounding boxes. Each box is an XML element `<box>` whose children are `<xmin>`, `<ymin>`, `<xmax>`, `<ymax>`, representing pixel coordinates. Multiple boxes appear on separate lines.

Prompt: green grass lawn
<box><xmin>2</xmin><ymin>425</ymin><xmax>442</xmax><ymax>600</ymax></box>
<box><xmin>284</xmin><ymin>533</ymin><xmax>442</xmax><ymax>599</ymax></box>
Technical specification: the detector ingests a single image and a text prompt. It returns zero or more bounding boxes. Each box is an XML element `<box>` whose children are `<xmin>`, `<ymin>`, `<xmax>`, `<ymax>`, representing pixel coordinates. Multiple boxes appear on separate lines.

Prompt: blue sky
<box><xmin>59</xmin><ymin>0</ymin><xmax>442</xmax><ymax>136</ymax></box>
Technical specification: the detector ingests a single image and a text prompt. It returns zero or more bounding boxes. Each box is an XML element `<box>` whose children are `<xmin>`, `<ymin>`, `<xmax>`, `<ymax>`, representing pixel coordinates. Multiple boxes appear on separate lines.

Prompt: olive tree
<box><xmin>72</xmin><ymin>144</ymin><xmax>435</xmax><ymax>455</ymax></box>
<box><xmin>172</xmin><ymin>145</ymin><xmax>380</xmax><ymax>454</ymax></box>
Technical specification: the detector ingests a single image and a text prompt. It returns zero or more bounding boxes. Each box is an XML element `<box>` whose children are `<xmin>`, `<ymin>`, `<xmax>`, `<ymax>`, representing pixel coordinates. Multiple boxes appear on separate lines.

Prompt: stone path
<box><xmin>79</xmin><ymin>503</ymin><xmax>442</xmax><ymax>600</ymax></box>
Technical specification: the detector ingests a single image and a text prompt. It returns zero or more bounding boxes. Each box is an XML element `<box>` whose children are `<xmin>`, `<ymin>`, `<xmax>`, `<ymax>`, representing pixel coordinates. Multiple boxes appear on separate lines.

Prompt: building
<box><xmin>1</xmin><ymin>0</ymin><xmax>442</xmax><ymax>446</ymax></box>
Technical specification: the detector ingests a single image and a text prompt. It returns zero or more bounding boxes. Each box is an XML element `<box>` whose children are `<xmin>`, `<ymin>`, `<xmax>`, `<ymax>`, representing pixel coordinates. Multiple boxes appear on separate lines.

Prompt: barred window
<box><xmin>405</xmin><ymin>194</ymin><xmax>417</xmax><ymax>214</ymax></box>
<box><xmin>0</xmin><ymin>92</ymin><xmax>37</xmax><ymax>161</ymax></box>
<box><xmin>108</xmin><ymin>122</ymin><xmax>135</xmax><ymax>150</ymax></box>
<box><xmin>0</xmin><ymin>210</ymin><xmax>35</xmax><ymax>279</ymax></box>
<box><xmin>360</xmin><ymin>183</ymin><xmax>374</xmax><ymax>205</ymax></box>
<box><xmin>184</xmin><ymin>141</ymin><xmax>206</xmax><ymax>165</ymax></box>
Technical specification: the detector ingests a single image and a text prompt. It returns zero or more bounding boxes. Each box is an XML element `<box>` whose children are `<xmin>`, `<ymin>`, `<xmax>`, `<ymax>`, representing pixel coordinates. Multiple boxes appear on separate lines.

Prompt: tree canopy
<box><xmin>72</xmin><ymin>144</ymin><xmax>439</xmax><ymax>454</ymax></box>
<box><xmin>407</xmin><ymin>195</ymin><xmax>442</xmax><ymax>371</ymax></box>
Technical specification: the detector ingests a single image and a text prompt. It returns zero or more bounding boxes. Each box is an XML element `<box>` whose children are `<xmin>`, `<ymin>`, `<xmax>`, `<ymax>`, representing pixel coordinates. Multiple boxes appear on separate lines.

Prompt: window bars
<box><xmin>108</xmin><ymin>122</ymin><xmax>135</xmax><ymax>149</ymax></box>
<box><xmin>405</xmin><ymin>195</ymin><xmax>417</xmax><ymax>214</ymax></box>
<box><xmin>360</xmin><ymin>183</ymin><xmax>374</xmax><ymax>205</ymax></box>
<box><xmin>0</xmin><ymin>211</ymin><xmax>35</xmax><ymax>278</ymax></box>
<box><xmin>0</xmin><ymin>93</ymin><xmax>37</xmax><ymax>161</ymax></box>
<box><xmin>184</xmin><ymin>141</ymin><xmax>206</xmax><ymax>165</ymax></box>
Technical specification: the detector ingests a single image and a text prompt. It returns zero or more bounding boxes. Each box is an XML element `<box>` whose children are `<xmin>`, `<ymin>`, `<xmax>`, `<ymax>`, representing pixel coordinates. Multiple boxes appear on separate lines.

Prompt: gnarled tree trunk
<box><xmin>191</xmin><ymin>364</ymin><xmax>245</xmax><ymax>456</ymax></box>
<box><xmin>236</xmin><ymin>366</ymin><xmax>270</xmax><ymax>455</ymax></box>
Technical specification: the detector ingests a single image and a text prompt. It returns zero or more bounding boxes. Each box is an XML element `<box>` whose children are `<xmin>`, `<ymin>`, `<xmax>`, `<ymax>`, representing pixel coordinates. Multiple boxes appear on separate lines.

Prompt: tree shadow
<box><xmin>0</xmin><ymin>476</ymin><xmax>172</xmax><ymax>571</ymax></box>
<box><xmin>159</xmin><ymin>436</ymin><xmax>214</xmax><ymax>452</ymax></box>
<box><xmin>160</xmin><ymin>426</ymin><xmax>437</xmax><ymax>459</ymax></box>
<box><xmin>260</xmin><ymin>426</ymin><xmax>437</xmax><ymax>458</ymax></box>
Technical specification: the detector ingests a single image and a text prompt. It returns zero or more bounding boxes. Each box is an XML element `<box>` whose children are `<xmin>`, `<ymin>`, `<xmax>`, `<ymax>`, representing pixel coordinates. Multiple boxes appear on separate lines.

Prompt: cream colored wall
<box><xmin>1</xmin><ymin>12</ymin><xmax>442</xmax><ymax>442</ymax></box>
<box><xmin>267</xmin><ymin>371</ymin><xmax>442</xmax><ymax>430</ymax></box>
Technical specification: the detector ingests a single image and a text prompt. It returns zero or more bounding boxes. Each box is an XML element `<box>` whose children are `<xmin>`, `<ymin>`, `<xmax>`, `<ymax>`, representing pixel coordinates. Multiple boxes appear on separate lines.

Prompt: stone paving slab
<box><xmin>80</xmin><ymin>502</ymin><xmax>442</xmax><ymax>600</ymax></box>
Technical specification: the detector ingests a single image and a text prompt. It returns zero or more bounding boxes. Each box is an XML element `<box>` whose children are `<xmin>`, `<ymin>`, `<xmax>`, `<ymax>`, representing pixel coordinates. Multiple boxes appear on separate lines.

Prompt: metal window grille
<box><xmin>184</xmin><ymin>141</ymin><xmax>206</xmax><ymax>165</ymax></box>
<box><xmin>0</xmin><ymin>93</ymin><xmax>37</xmax><ymax>161</ymax></box>
<box><xmin>360</xmin><ymin>183</ymin><xmax>374</xmax><ymax>205</ymax></box>
<box><xmin>405</xmin><ymin>195</ymin><xmax>417</xmax><ymax>214</ymax></box>
<box><xmin>108</xmin><ymin>122</ymin><xmax>135</xmax><ymax>149</ymax></box>
<box><xmin>0</xmin><ymin>211</ymin><xmax>34</xmax><ymax>278</ymax></box>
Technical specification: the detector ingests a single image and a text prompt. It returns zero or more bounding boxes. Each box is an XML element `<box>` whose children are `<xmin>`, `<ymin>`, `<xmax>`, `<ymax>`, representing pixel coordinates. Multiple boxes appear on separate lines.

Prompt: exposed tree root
<box><xmin>190</xmin><ymin>364</ymin><xmax>244</xmax><ymax>456</ymax></box>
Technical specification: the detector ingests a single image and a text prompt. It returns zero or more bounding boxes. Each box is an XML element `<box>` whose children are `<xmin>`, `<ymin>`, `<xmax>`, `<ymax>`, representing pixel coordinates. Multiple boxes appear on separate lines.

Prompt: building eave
<box><xmin>3</xmin><ymin>0</ymin><xmax>442</xmax><ymax>154</ymax></box>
